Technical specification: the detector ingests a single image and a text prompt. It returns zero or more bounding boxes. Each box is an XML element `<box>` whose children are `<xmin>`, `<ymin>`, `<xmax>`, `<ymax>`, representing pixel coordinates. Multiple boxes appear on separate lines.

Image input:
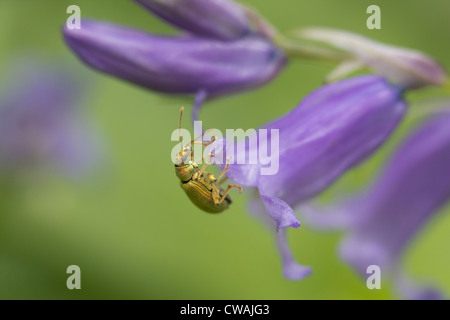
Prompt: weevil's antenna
<box><xmin>179</xmin><ymin>106</ymin><xmax>184</xmax><ymax>153</ymax></box>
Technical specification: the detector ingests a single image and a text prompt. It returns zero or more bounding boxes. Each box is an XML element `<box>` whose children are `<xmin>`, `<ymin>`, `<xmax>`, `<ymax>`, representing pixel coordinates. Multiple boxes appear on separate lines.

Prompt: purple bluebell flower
<box><xmin>64</xmin><ymin>20</ymin><xmax>285</xmax><ymax>98</ymax></box>
<box><xmin>301</xmin><ymin>111</ymin><xmax>450</xmax><ymax>299</ymax></box>
<box><xmin>63</xmin><ymin>1</ymin><xmax>286</xmax><ymax>119</ymax></box>
<box><xmin>134</xmin><ymin>0</ymin><xmax>251</xmax><ymax>40</ymax></box>
<box><xmin>213</xmin><ymin>75</ymin><xmax>407</xmax><ymax>280</ymax></box>
<box><xmin>0</xmin><ymin>64</ymin><xmax>101</xmax><ymax>176</ymax></box>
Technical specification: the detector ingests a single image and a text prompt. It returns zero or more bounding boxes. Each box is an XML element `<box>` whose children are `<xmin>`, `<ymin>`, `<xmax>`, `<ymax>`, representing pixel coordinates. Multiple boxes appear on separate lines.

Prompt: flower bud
<box><xmin>63</xmin><ymin>20</ymin><xmax>286</xmax><ymax>97</ymax></box>
<box><xmin>134</xmin><ymin>0</ymin><xmax>250</xmax><ymax>40</ymax></box>
<box><xmin>300</xmin><ymin>28</ymin><xmax>446</xmax><ymax>89</ymax></box>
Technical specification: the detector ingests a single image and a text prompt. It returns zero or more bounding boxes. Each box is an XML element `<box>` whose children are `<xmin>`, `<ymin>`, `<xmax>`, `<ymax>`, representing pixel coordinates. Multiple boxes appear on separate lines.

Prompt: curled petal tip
<box><xmin>283</xmin><ymin>264</ymin><xmax>313</xmax><ymax>281</ymax></box>
<box><xmin>260</xmin><ymin>194</ymin><xmax>301</xmax><ymax>230</ymax></box>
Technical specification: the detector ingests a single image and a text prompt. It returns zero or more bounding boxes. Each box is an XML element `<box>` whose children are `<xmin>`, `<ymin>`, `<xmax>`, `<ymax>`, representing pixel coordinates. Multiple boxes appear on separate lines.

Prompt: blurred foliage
<box><xmin>0</xmin><ymin>0</ymin><xmax>449</xmax><ymax>299</ymax></box>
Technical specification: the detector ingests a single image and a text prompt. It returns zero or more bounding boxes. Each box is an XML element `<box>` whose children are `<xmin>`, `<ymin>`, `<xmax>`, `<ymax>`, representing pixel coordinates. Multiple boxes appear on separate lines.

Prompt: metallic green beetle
<box><xmin>175</xmin><ymin>107</ymin><xmax>242</xmax><ymax>213</ymax></box>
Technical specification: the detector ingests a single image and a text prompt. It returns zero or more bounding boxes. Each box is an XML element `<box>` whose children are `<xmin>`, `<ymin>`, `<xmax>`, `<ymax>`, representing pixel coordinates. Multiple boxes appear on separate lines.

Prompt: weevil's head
<box><xmin>175</xmin><ymin>145</ymin><xmax>197</xmax><ymax>182</ymax></box>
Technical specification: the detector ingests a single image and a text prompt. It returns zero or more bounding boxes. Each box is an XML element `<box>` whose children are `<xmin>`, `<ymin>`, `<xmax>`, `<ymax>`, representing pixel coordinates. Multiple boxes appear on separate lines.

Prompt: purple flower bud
<box><xmin>215</xmin><ymin>75</ymin><xmax>406</xmax><ymax>280</ymax></box>
<box><xmin>300</xmin><ymin>28</ymin><xmax>446</xmax><ymax>89</ymax></box>
<box><xmin>302</xmin><ymin>111</ymin><xmax>450</xmax><ymax>298</ymax></box>
<box><xmin>0</xmin><ymin>63</ymin><xmax>101</xmax><ymax>176</ymax></box>
<box><xmin>134</xmin><ymin>0</ymin><xmax>250</xmax><ymax>40</ymax></box>
<box><xmin>63</xmin><ymin>20</ymin><xmax>286</xmax><ymax>98</ymax></box>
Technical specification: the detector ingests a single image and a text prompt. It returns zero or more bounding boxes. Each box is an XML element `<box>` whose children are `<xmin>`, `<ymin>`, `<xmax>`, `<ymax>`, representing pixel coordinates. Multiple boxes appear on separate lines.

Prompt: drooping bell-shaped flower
<box><xmin>301</xmin><ymin>111</ymin><xmax>450</xmax><ymax>299</ymax></box>
<box><xmin>134</xmin><ymin>0</ymin><xmax>251</xmax><ymax>40</ymax></box>
<box><xmin>298</xmin><ymin>28</ymin><xmax>446</xmax><ymax>89</ymax></box>
<box><xmin>63</xmin><ymin>0</ymin><xmax>286</xmax><ymax>118</ymax></box>
<box><xmin>64</xmin><ymin>20</ymin><xmax>286</xmax><ymax>98</ymax></box>
<box><xmin>211</xmin><ymin>75</ymin><xmax>407</xmax><ymax>280</ymax></box>
<box><xmin>222</xmin><ymin>75</ymin><xmax>406</xmax><ymax>228</ymax></box>
<box><xmin>0</xmin><ymin>63</ymin><xmax>101</xmax><ymax>176</ymax></box>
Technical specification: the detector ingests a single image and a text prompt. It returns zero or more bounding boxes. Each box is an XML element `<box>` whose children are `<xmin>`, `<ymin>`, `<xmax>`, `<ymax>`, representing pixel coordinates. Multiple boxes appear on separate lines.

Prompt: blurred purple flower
<box><xmin>134</xmin><ymin>0</ymin><xmax>250</xmax><ymax>40</ymax></box>
<box><xmin>301</xmin><ymin>111</ymin><xmax>450</xmax><ymax>299</ymax></box>
<box><xmin>63</xmin><ymin>0</ymin><xmax>286</xmax><ymax>119</ymax></box>
<box><xmin>213</xmin><ymin>75</ymin><xmax>407</xmax><ymax>280</ymax></box>
<box><xmin>0</xmin><ymin>64</ymin><xmax>101</xmax><ymax>176</ymax></box>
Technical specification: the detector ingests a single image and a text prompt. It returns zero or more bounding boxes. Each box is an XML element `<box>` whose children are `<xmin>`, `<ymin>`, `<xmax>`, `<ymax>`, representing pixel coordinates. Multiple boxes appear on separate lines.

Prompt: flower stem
<box><xmin>274</xmin><ymin>35</ymin><xmax>350</xmax><ymax>63</ymax></box>
<box><xmin>242</xmin><ymin>5</ymin><xmax>349</xmax><ymax>63</ymax></box>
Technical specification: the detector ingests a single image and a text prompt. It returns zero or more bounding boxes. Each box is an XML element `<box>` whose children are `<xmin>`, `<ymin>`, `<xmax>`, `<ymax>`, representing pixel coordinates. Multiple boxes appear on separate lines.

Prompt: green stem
<box><xmin>274</xmin><ymin>35</ymin><xmax>351</xmax><ymax>63</ymax></box>
<box><xmin>242</xmin><ymin>4</ymin><xmax>349</xmax><ymax>64</ymax></box>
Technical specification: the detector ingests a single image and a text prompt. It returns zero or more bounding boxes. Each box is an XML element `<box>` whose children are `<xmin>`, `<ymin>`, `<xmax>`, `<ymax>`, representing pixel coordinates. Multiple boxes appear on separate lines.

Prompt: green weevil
<box><xmin>175</xmin><ymin>107</ymin><xmax>242</xmax><ymax>213</ymax></box>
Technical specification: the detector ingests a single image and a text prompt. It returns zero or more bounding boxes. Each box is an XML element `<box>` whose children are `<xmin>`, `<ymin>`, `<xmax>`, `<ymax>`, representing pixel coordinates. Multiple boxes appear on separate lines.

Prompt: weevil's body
<box><xmin>174</xmin><ymin>107</ymin><xmax>240</xmax><ymax>213</ymax></box>
<box><xmin>175</xmin><ymin>159</ymin><xmax>231</xmax><ymax>213</ymax></box>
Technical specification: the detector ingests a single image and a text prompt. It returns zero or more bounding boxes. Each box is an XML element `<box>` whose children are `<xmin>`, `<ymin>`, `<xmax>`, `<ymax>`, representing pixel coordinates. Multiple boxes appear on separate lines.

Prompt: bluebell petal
<box><xmin>135</xmin><ymin>0</ymin><xmax>251</xmax><ymax>40</ymax></box>
<box><xmin>341</xmin><ymin>113</ymin><xmax>450</xmax><ymax>274</ymax></box>
<box><xmin>63</xmin><ymin>20</ymin><xmax>286</xmax><ymax>97</ymax></box>
<box><xmin>224</xmin><ymin>75</ymin><xmax>406</xmax><ymax>228</ymax></box>
<box><xmin>260</xmin><ymin>194</ymin><xmax>300</xmax><ymax>230</ymax></box>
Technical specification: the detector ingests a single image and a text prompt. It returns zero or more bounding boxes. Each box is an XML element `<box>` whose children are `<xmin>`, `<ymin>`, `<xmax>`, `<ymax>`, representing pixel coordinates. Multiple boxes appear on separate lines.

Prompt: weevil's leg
<box><xmin>195</xmin><ymin>152</ymin><xmax>214</xmax><ymax>180</ymax></box>
<box><xmin>217</xmin><ymin>176</ymin><xmax>229</xmax><ymax>186</ymax></box>
<box><xmin>196</xmin><ymin>162</ymin><xmax>209</xmax><ymax>180</ymax></box>
<box><xmin>211</xmin><ymin>184</ymin><xmax>222</xmax><ymax>205</ymax></box>
<box><xmin>191</xmin><ymin>136</ymin><xmax>217</xmax><ymax>164</ymax></box>
<box><xmin>188</xmin><ymin>133</ymin><xmax>215</xmax><ymax>162</ymax></box>
<box><xmin>185</xmin><ymin>130</ymin><xmax>213</xmax><ymax>162</ymax></box>
<box><xmin>218</xmin><ymin>184</ymin><xmax>243</xmax><ymax>205</ymax></box>
<box><xmin>190</xmin><ymin>136</ymin><xmax>216</xmax><ymax>147</ymax></box>
<box><xmin>190</xmin><ymin>128</ymin><xmax>216</xmax><ymax>145</ymax></box>
<box><xmin>214</xmin><ymin>158</ymin><xmax>230</xmax><ymax>182</ymax></box>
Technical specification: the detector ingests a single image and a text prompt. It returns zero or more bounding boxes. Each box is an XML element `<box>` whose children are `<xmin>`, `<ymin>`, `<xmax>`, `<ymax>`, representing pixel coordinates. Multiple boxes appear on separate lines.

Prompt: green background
<box><xmin>0</xmin><ymin>0</ymin><xmax>449</xmax><ymax>299</ymax></box>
